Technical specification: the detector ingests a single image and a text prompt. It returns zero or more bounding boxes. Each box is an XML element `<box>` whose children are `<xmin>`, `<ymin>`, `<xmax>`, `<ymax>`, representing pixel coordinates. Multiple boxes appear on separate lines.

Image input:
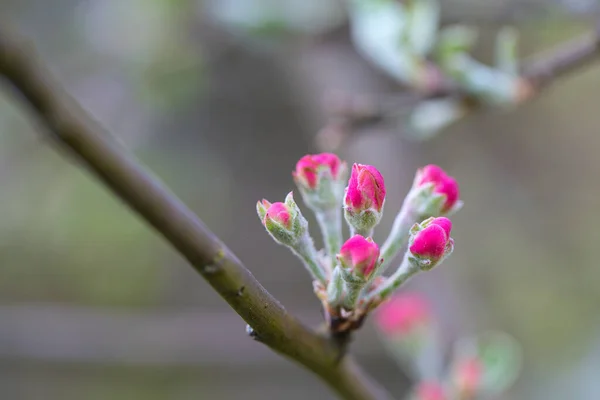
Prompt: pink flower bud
<box><xmin>416</xmin><ymin>165</ymin><xmax>460</xmax><ymax>213</ymax></box>
<box><xmin>338</xmin><ymin>235</ymin><xmax>381</xmax><ymax>278</ymax></box>
<box><xmin>409</xmin><ymin>217</ymin><xmax>452</xmax><ymax>260</ymax></box>
<box><xmin>453</xmin><ymin>357</ymin><xmax>483</xmax><ymax>397</ymax></box>
<box><xmin>293</xmin><ymin>153</ymin><xmax>343</xmax><ymax>190</ymax></box>
<box><xmin>263</xmin><ymin>202</ymin><xmax>292</xmax><ymax>228</ymax></box>
<box><xmin>345</xmin><ymin>163</ymin><xmax>386</xmax><ymax>213</ymax></box>
<box><xmin>257</xmin><ymin>193</ymin><xmax>310</xmax><ymax>248</ymax></box>
<box><xmin>375</xmin><ymin>292</ymin><xmax>431</xmax><ymax>335</ymax></box>
<box><xmin>414</xmin><ymin>382</ymin><xmax>447</xmax><ymax>400</ymax></box>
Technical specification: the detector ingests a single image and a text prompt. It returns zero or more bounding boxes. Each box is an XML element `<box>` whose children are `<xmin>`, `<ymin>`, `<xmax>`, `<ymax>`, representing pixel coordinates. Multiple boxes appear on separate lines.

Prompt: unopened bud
<box><xmin>293</xmin><ymin>153</ymin><xmax>347</xmax><ymax>210</ymax></box>
<box><xmin>408</xmin><ymin>217</ymin><xmax>454</xmax><ymax>270</ymax></box>
<box><xmin>257</xmin><ymin>192</ymin><xmax>308</xmax><ymax>247</ymax></box>
<box><xmin>338</xmin><ymin>235</ymin><xmax>381</xmax><ymax>280</ymax></box>
<box><xmin>412</xmin><ymin>164</ymin><xmax>461</xmax><ymax>216</ymax></box>
<box><xmin>344</xmin><ymin>163</ymin><xmax>386</xmax><ymax>235</ymax></box>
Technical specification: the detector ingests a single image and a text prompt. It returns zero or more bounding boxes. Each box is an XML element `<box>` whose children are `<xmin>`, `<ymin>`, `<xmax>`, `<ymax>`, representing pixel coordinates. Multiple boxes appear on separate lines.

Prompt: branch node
<box><xmin>245</xmin><ymin>324</ymin><xmax>262</xmax><ymax>342</ymax></box>
<box><xmin>203</xmin><ymin>248</ymin><xmax>226</xmax><ymax>274</ymax></box>
<box><xmin>236</xmin><ymin>286</ymin><xmax>245</xmax><ymax>297</ymax></box>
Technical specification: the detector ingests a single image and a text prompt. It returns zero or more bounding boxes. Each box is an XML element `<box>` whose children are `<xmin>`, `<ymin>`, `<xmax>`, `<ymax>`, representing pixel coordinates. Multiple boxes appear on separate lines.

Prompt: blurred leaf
<box><xmin>441</xmin><ymin>54</ymin><xmax>521</xmax><ymax>104</ymax></box>
<box><xmin>349</xmin><ymin>0</ymin><xmax>424</xmax><ymax>84</ymax></box>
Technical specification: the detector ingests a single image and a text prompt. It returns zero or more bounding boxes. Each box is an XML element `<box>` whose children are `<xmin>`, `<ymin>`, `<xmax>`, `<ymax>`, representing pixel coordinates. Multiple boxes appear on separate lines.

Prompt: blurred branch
<box><xmin>522</xmin><ymin>23</ymin><xmax>600</xmax><ymax>87</ymax></box>
<box><xmin>0</xmin><ymin>25</ymin><xmax>392</xmax><ymax>400</ymax></box>
<box><xmin>318</xmin><ymin>20</ymin><xmax>600</xmax><ymax>149</ymax></box>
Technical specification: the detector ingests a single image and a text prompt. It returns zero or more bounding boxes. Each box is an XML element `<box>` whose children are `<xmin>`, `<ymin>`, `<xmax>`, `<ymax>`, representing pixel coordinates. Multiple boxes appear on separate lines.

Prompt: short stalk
<box><xmin>378</xmin><ymin>204</ymin><xmax>416</xmax><ymax>276</ymax></box>
<box><xmin>350</xmin><ymin>227</ymin><xmax>373</xmax><ymax>238</ymax></box>
<box><xmin>293</xmin><ymin>236</ymin><xmax>328</xmax><ymax>284</ymax></box>
<box><xmin>315</xmin><ymin>207</ymin><xmax>343</xmax><ymax>262</ymax></box>
<box><xmin>327</xmin><ymin>266</ymin><xmax>344</xmax><ymax>307</ymax></box>
<box><xmin>342</xmin><ymin>279</ymin><xmax>365</xmax><ymax>310</ymax></box>
<box><xmin>365</xmin><ymin>253</ymin><xmax>420</xmax><ymax>303</ymax></box>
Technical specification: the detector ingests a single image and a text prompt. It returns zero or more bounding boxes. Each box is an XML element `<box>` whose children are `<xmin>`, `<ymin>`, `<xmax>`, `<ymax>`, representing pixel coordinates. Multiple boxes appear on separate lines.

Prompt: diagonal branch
<box><xmin>0</xmin><ymin>24</ymin><xmax>393</xmax><ymax>400</ymax></box>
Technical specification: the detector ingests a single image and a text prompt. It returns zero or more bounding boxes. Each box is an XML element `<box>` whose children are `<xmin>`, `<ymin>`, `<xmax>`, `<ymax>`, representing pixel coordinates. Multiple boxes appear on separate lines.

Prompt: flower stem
<box><xmin>316</xmin><ymin>207</ymin><xmax>343</xmax><ymax>263</ymax></box>
<box><xmin>365</xmin><ymin>253</ymin><xmax>420</xmax><ymax>303</ymax></box>
<box><xmin>377</xmin><ymin>204</ymin><xmax>416</xmax><ymax>276</ymax></box>
<box><xmin>342</xmin><ymin>279</ymin><xmax>365</xmax><ymax>310</ymax></box>
<box><xmin>293</xmin><ymin>235</ymin><xmax>328</xmax><ymax>284</ymax></box>
<box><xmin>350</xmin><ymin>226</ymin><xmax>373</xmax><ymax>238</ymax></box>
<box><xmin>327</xmin><ymin>266</ymin><xmax>344</xmax><ymax>306</ymax></box>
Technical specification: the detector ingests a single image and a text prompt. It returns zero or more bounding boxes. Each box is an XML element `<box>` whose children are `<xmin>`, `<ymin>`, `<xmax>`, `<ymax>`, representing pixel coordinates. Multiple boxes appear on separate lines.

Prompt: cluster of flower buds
<box><xmin>257</xmin><ymin>153</ymin><xmax>460</xmax><ymax>332</ymax></box>
<box><xmin>376</xmin><ymin>293</ymin><xmax>522</xmax><ymax>400</ymax></box>
<box><xmin>379</xmin><ymin>165</ymin><xmax>460</xmax><ymax>277</ymax></box>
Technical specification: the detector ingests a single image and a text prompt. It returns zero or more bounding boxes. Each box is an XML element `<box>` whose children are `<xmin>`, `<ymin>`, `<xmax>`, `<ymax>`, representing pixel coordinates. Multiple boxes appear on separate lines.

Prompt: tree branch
<box><xmin>522</xmin><ymin>22</ymin><xmax>600</xmax><ymax>88</ymax></box>
<box><xmin>0</xmin><ymin>25</ymin><xmax>393</xmax><ymax>400</ymax></box>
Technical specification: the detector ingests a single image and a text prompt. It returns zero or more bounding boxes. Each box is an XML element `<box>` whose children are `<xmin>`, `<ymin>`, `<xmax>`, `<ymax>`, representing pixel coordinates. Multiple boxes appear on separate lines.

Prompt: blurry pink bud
<box><xmin>416</xmin><ymin>165</ymin><xmax>460</xmax><ymax>213</ymax></box>
<box><xmin>345</xmin><ymin>164</ymin><xmax>386</xmax><ymax>213</ymax></box>
<box><xmin>409</xmin><ymin>217</ymin><xmax>453</xmax><ymax>261</ymax></box>
<box><xmin>414</xmin><ymin>382</ymin><xmax>447</xmax><ymax>400</ymax></box>
<box><xmin>293</xmin><ymin>153</ymin><xmax>343</xmax><ymax>190</ymax></box>
<box><xmin>375</xmin><ymin>292</ymin><xmax>431</xmax><ymax>335</ymax></box>
<box><xmin>453</xmin><ymin>357</ymin><xmax>483</xmax><ymax>398</ymax></box>
<box><xmin>338</xmin><ymin>235</ymin><xmax>381</xmax><ymax>279</ymax></box>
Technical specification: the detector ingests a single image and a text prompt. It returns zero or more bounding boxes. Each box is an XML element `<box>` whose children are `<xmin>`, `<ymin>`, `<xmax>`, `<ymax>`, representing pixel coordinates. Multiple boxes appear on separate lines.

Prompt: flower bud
<box><xmin>413</xmin><ymin>164</ymin><xmax>461</xmax><ymax>215</ymax></box>
<box><xmin>375</xmin><ymin>292</ymin><xmax>431</xmax><ymax>336</ymax></box>
<box><xmin>451</xmin><ymin>357</ymin><xmax>483</xmax><ymax>398</ymax></box>
<box><xmin>338</xmin><ymin>235</ymin><xmax>381</xmax><ymax>280</ymax></box>
<box><xmin>257</xmin><ymin>192</ymin><xmax>308</xmax><ymax>247</ymax></box>
<box><xmin>344</xmin><ymin>163</ymin><xmax>386</xmax><ymax>234</ymax></box>
<box><xmin>408</xmin><ymin>217</ymin><xmax>454</xmax><ymax>270</ymax></box>
<box><xmin>412</xmin><ymin>382</ymin><xmax>447</xmax><ymax>400</ymax></box>
<box><xmin>294</xmin><ymin>153</ymin><xmax>343</xmax><ymax>190</ymax></box>
<box><xmin>293</xmin><ymin>153</ymin><xmax>347</xmax><ymax>210</ymax></box>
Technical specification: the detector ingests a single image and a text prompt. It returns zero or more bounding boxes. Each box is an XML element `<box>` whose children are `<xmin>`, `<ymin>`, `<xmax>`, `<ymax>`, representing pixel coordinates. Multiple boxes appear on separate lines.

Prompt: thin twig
<box><xmin>522</xmin><ymin>22</ymin><xmax>600</xmax><ymax>88</ymax></box>
<box><xmin>0</xmin><ymin>24</ymin><xmax>394</xmax><ymax>400</ymax></box>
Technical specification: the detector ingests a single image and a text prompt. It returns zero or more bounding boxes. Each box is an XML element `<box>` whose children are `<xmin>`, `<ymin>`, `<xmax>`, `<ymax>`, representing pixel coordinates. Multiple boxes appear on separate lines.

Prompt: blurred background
<box><xmin>1</xmin><ymin>0</ymin><xmax>600</xmax><ymax>399</ymax></box>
